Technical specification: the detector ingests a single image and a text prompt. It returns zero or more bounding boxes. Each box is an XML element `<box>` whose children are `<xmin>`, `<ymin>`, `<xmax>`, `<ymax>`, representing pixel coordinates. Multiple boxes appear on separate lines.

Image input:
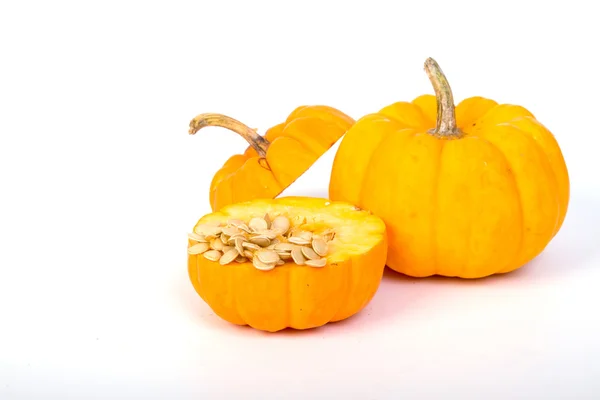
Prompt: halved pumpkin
<box><xmin>187</xmin><ymin>197</ymin><xmax>387</xmax><ymax>332</ymax></box>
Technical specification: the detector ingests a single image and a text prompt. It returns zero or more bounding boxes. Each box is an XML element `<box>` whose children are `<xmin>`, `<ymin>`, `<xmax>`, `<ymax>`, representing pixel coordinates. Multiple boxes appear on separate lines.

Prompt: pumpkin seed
<box><xmin>276</xmin><ymin>259</ymin><xmax>285</xmax><ymax>265</ymax></box>
<box><xmin>274</xmin><ymin>242</ymin><xmax>295</xmax><ymax>252</ymax></box>
<box><xmin>210</xmin><ymin>239</ymin><xmax>224</xmax><ymax>251</ymax></box>
<box><xmin>249</xmin><ymin>235</ymin><xmax>270</xmax><ymax>247</ymax></box>
<box><xmin>305</xmin><ymin>258</ymin><xmax>326</xmax><ymax>268</ymax></box>
<box><xmin>301</xmin><ymin>246</ymin><xmax>320</xmax><ymax>260</ymax></box>
<box><xmin>264</xmin><ymin>213</ymin><xmax>271</xmax><ymax>229</ymax></box>
<box><xmin>235</xmin><ymin>255</ymin><xmax>248</xmax><ymax>263</ymax></box>
<box><xmin>227</xmin><ymin>233</ymin><xmax>245</xmax><ymax>245</ymax></box>
<box><xmin>254</xmin><ymin>229</ymin><xmax>279</xmax><ymax>240</ymax></box>
<box><xmin>288</xmin><ymin>236</ymin><xmax>311</xmax><ymax>245</ymax></box>
<box><xmin>188</xmin><ymin>232</ymin><xmax>207</xmax><ymax>242</ymax></box>
<box><xmin>237</xmin><ymin>223</ymin><xmax>252</xmax><ymax>233</ymax></box>
<box><xmin>243</xmin><ymin>249</ymin><xmax>254</xmax><ymax>259</ymax></box>
<box><xmin>195</xmin><ymin>224</ymin><xmax>222</xmax><ymax>237</ymax></box>
<box><xmin>286</xmin><ymin>227</ymin><xmax>298</xmax><ymax>238</ymax></box>
<box><xmin>219</xmin><ymin>248</ymin><xmax>239</xmax><ymax>265</ymax></box>
<box><xmin>298</xmin><ymin>230</ymin><xmax>312</xmax><ymax>240</ymax></box>
<box><xmin>256</xmin><ymin>249</ymin><xmax>279</xmax><ymax>264</ymax></box>
<box><xmin>249</xmin><ymin>217</ymin><xmax>268</xmax><ymax>232</ymax></box>
<box><xmin>221</xmin><ymin>245</ymin><xmax>235</xmax><ymax>253</ymax></box>
<box><xmin>188</xmin><ymin>242</ymin><xmax>210</xmax><ymax>255</ymax></box>
<box><xmin>312</xmin><ymin>238</ymin><xmax>328</xmax><ymax>256</ymax></box>
<box><xmin>291</xmin><ymin>246</ymin><xmax>305</xmax><ymax>265</ymax></box>
<box><xmin>227</xmin><ymin>219</ymin><xmax>244</xmax><ymax>227</ymax></box>
<box><xmin>222</xmin><ymin>226</ymin><xmax>241</xmax><ymax>236</ymax></box>
<box><xmin>220</xmin><ymin>233</ymin><xmax>229</xmax><ymax>245</ymax></box>
<box><xmin>271</xmin><ymin>215</ymin><xmax>290</xmax><ymax>234</ymax></box>
<box><xmin>253</xmin><ymin>257</ymin><xmax>275</xmax><ymax>271</ymax></box>
<box><xmin>203</xmin><ymin>249</ymin><xmax>222</xmax><ymax>262</ymax></box>
<box><xmin>234</xmin><ymin>236</ymin><xmax>245</xmax><ymax>255</ymax></box>
<box><xmin>242</xmin><ymin>242</ymin><xmax>261</xmax><ymax>251</ymax></box>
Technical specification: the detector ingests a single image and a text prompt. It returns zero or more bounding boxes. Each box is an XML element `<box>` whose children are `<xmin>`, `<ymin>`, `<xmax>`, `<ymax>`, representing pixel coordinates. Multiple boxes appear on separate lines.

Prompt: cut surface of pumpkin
<box><xmin>187</xmin><ymin>197</ymin><xmax>387</xmax><ymax>332</ymax></box>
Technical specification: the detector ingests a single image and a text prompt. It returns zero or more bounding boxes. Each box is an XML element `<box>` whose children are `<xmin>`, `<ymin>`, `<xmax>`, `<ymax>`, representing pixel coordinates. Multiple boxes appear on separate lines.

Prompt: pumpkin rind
<box><xmin>329</xmin><ymin>59</ymin><xmax>569</xmax><ymax>279</ymax></box>
<box><xmin>190</xmin><ymin>106</ymin><xmax>355</xmax><ymax>212</ymax></box>
<box><xmin>187</xmin><ymin>197</ymin><xmax>387</xmax><ymax>332</ymax></box>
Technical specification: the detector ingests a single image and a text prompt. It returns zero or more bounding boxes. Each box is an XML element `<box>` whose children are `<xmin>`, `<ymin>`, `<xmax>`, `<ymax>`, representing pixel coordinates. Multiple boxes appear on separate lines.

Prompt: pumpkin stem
<box><xmin>189</xmin><ymin>113</ymin><xmax>270</xmax><ymax>157</ymax></box>
<box><xmin>424</xmin><ymin>58</ymin><xmax>462</xmax><ymax>138</ymax></box>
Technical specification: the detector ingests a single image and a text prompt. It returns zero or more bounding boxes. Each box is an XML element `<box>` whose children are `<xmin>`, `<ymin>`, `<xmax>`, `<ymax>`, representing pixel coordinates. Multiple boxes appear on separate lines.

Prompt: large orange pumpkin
<box><xmin>187</xmin><ymin>197</ymin><xmax>387</xmax><ymax>332</ymax></box>
<box><xmin>329</xmin><ymin>58</ymin><xmax>569</xmax><ymax>279</ymax></box>
<box><xmin>189</xmin><ymin>106</ymin><xmax>354</xmax><ymax>212</ymax></box>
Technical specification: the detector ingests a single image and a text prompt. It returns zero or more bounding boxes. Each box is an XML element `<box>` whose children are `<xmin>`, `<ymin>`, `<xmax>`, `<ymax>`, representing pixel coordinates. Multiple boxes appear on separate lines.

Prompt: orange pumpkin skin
<box><xmin>190</xmin><ymin>106</ymin><xmax>355</xmax><ymax>212</ymax></box>
<box><xmin>329</xmin><ymin>60</ymin><xmax>569</xmax><ymax>279</ymax></box>
<box><xmin>187</xmin><ymin>197</ymin><xmax>387</xmax><ymax>332</ymax></box>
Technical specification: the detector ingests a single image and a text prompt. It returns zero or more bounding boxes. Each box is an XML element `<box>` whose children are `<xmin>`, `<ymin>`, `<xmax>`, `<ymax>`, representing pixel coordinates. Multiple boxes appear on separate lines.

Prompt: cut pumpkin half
<box><xmin>187</xmin><ymin>197</ymin><xmax>387</xmax><ymax>332</ymax></box>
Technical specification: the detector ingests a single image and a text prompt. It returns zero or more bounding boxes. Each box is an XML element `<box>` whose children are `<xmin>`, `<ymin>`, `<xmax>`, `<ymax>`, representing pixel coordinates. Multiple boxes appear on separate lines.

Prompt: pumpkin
<box><xmin>187</xmin><ymin>197</ymin><xmax>387</xmax><ymax>332</ymax></box>
<box><xmin>189</xmin><ymin>106</ymin><xmax>355</xmax><ymax>212</ymax></box>
<box><xmin>329</xmin><ymin>58</ymin><xmax>569</xmax><ymax>279</ymax></box>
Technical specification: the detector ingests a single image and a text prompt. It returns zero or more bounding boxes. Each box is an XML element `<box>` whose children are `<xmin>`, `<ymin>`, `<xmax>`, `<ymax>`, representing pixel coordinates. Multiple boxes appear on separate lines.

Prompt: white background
<box><xmin>1</xmin><ymin>1</ymin><xmax>599</xmax><ymax>399</ymax></box>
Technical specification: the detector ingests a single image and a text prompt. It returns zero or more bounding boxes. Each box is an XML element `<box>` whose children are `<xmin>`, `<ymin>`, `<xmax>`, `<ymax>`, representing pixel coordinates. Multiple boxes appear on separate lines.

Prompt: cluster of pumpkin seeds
<box><xmin>187</xmin><ymin>213</ymin><xmax>335</xmax><ymax>271</ymax></box>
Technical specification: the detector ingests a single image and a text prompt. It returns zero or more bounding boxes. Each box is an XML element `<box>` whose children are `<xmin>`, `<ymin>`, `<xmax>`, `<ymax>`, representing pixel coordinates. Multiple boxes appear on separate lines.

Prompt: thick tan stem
<box><xmin>424</xmin><ymin>58</ymin><xmax>462</xmax><ymax>138</ymax></box>
<box><xmin>189</xmin><ymin>113</ymin><xmax>270</xmax><ymax>157</ymax></box>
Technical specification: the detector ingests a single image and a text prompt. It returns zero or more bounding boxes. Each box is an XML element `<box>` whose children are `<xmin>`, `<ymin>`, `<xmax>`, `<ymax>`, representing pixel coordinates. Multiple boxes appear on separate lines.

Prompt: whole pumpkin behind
<box><xmin>329</xmin><ymin>58</ymin><xmax>569</xmax><ymax>279</ymax></box>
